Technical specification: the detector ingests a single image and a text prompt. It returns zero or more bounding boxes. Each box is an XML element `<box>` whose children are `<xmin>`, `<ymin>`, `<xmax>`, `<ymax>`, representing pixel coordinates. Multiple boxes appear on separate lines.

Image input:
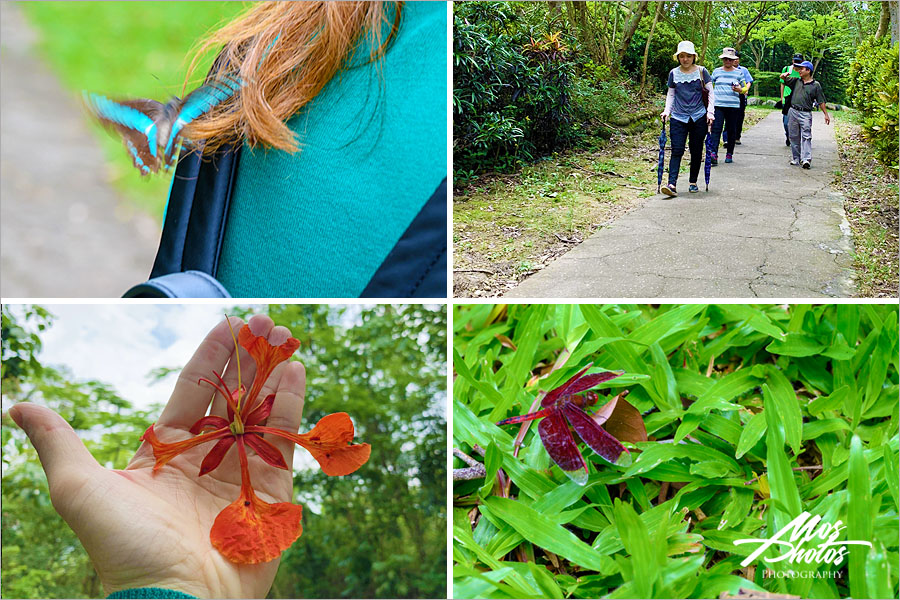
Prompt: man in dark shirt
<box><xmin>780</xmin><ymin>61</ymin><xmax>831</xmax><ymax>169</ymax></box>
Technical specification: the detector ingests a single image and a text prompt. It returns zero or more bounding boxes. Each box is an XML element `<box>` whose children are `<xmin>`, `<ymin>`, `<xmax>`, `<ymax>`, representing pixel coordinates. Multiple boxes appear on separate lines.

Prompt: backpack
<box><xmin>123</xmin><ymin>133</ymin><xmax>447</xmax><ymax>299</ymax></box>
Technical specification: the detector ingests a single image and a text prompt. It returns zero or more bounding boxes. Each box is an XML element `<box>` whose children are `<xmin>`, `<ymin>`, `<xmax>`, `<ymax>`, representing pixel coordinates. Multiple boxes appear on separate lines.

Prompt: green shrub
<box><xmin>750</xmin><ymin>70</ymin><xmax>783</xmax><ymax>98</ymax></box>
<box><xmin>847</xmin><ymin>35</ymin><xmax>899</xmax><ymax>168</ymax></box>
<box><xmin>453</xmin><ymin>2</ymin><xmax>578</xmax><ymax>174</ymax></box>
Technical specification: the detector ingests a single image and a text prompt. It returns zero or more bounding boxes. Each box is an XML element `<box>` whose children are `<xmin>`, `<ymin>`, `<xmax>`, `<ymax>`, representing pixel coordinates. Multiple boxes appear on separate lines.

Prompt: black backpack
<box><xmin>124</xmin><ymin>125</ymin><xmax>446</xmax><ymax>298</ymax></box>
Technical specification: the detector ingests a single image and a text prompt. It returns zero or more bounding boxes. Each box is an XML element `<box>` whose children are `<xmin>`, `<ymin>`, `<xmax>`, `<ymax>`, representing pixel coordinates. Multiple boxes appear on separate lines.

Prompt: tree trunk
<box><xmin>876</xmin><ymin>0</ymin><xmax>891</xmax><ymax>39</ymax></box>
<box><xmin>892</xmin><ymin>1</ymin><xmax>899</xmax><ymax>43</ymax></box>
<box><xmin>612</xmin><ymin>0</ymin><xmax>649</xmax><ymax>75</ymax></box>
<box><xmin>877</xmin><ymin>1</ymin><xmax>899</xmax><ymax>43</ymax></box>
<box><xmin>611</xmin><ymin>1</ymin><xmax>620</xmax><ymax>63</ymax></box>
<box><xmin>571</xmin><ymin>1</ymin><xmax>602</xmax><ymax>65</ymax></box>
<box><xmin>548</xmin><ymin>0</ymin><xmax>566</xmax><ymax>26</ymax></box>
<box><xmin>698</xmin><ymin>1</ymin><xmax>711</xmax><ymax>66</ymax></box>
<box><xmin>592</xmin><ymin>1</ymin><xmax>611</xmax><ymax>65</ymax></box>
<box><xmin>733</xmin><ymin>1</ymin><xmax>775</xmax><ymax>50</ymax></box>
<box><xmin>639</xmin><ymin>2</ymin><xmax>664</xmax><ymax>97</ymax></box>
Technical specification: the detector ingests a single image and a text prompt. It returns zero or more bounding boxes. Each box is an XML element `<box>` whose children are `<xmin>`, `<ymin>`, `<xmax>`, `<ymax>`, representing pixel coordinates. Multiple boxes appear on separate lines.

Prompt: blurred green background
<box><xmin>1</xmin><ymin>304</ymin><xmax>447</xmax><ymax>599</ymax></box>
<box><xmin>18</xmin><ymin>1</ymin><xmax>249</xmax><ymax>218</ymax></box>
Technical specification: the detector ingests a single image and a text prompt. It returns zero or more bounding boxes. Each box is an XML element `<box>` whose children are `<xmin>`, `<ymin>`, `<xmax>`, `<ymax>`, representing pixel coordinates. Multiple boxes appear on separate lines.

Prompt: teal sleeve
<box><xmin>215</xmin><ymin>1</ymin><xmax>447</xmax><ymax>297</ymax></box>
<box><xmin>107</xmin><ymin>587</ymin><xmax>198</xmax><ymax>599</ymax></box>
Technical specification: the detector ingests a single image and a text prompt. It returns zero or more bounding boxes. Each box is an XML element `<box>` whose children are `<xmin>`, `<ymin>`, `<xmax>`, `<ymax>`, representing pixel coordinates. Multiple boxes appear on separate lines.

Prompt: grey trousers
<box><xmin>787</xmin><ymin>107</ymin><xmax>813</xmax><ymax>163</ymax></box>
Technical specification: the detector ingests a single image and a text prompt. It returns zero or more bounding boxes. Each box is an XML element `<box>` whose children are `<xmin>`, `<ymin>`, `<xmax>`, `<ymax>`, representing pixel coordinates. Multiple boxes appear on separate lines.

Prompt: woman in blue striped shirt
<box><xmin>710</xmin><ymin>47</ymin><xmax>750</xmax><ymax>165</ymax></box>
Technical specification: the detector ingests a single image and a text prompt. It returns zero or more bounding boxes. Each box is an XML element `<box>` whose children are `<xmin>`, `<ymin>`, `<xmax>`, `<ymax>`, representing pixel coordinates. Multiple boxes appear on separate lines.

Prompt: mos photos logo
<box><xmin>733</xmin><ymin>511</ymin><xmax>872</xmax><ymax>574</ymax></box>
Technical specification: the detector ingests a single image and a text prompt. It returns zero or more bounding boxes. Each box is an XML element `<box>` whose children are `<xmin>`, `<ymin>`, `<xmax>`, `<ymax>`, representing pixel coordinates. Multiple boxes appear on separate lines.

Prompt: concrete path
<box><xmin>506</xmin><ymin>110</ymin><xmax>855</xmax><ymax>298</ymax></box>
<box><xmin>1</xmin><ymin>2</ymin><xmax>159</xmax><ymax>298</ymax></box>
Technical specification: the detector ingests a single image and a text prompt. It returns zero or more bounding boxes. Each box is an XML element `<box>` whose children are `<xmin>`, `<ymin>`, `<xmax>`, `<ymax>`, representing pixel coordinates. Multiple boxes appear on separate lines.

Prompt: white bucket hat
<box><xmin>719</xmin><ymin>47</ymin><xmax>739</xmax><ymax>60</ymax></box>
<box><xmin>673</xmin><ymin>40</ymin><xmax>697</xmax><ymax>61</ymax></box>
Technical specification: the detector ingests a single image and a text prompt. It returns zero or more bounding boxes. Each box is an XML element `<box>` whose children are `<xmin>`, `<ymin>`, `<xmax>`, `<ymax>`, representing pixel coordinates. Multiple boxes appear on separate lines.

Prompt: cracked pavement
<box><xmin>506</xmin><ymin>110</ymin><xmax>855</xmax><ymax>298</ymax></box>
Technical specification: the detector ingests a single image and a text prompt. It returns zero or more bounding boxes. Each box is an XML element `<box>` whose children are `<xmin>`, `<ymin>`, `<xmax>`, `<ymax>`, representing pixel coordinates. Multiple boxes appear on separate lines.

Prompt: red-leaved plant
<box><xmin>140</xmin><ymin>321</ymin><xmax>370</xmax><ymax>564</ymax></box>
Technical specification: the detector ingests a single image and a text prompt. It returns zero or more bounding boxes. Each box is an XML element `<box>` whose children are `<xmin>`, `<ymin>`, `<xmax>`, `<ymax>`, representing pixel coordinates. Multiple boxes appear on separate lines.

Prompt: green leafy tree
<box><xmin>2</xmin><ymin>306</ymin><xmax>157</xmax><ymax>599</ymax></box>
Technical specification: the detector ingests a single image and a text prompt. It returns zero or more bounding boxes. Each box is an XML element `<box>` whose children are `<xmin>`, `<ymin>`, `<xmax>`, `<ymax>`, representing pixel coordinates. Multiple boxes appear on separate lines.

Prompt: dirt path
<box><xmin>0</xmin><ymin>2</ymin><xmax>159</xmax><ymax>298</ymax></box>
<box><xmin>506</xmin><ymin>110</ymin><xmax>855</xmax><ymax>298</ymax></box>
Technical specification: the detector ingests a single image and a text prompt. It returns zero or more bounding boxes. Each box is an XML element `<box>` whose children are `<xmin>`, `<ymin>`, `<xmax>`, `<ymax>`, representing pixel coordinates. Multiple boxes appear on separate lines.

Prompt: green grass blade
<box><xmin>884</xmin><ymin>443</ymin><xmax>899</xmax><ymax>511</ymax></box>
<box><xmin>613</xmin><ymin>499</ymin><xmax>657</xmax><ymax>599</ymax></box>
<box><xmin>847</xmin><ymin>434</ymin><xmax>872</xmax><ymax>599</ymax></box>
<box><xmin>735</xmin><ymin>411</ymin><xmax>767</xmax><ymax>459</ymax></box>
<box><xmin>765</xmin><ymin>366</ymin><xmax>803</xmax><ymax>455</ymax></box>
<box><xmin>481</xmin><ymin>496</ymin><xmax>607</xmax><ymax>573</ymax></box>
<box><xmin>764</xmin><ymin>385</ymin><xmax>802</xmax><ymax>528</ymax></box>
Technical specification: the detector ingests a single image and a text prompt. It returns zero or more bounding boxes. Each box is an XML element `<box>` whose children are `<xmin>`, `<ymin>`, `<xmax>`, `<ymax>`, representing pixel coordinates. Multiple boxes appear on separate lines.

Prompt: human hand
<box><xmin>661</xmin><ymin>112</ymin><xmax>669</xmax><ymax>123</ymax></box>
<box><xmin>7</xmin><ymin>315</ymin><xmax>306</xmax><ymax>598</ymax></box>
<box><xmin>706</xmin><ymin>114</ymin><xmax>715</xmax><ymax>127</ymax></box>
<box><xmin>825</xmin><ymin>114</ymin><xmax>831</xmax><ymax>125</ymax></box>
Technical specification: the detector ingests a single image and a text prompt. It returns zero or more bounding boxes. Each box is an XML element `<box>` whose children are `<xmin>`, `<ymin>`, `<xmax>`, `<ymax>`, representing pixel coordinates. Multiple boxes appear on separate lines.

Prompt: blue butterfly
<box><xmin>83</xmin><ymin>73</ymin><xmax>242</xmax><ymax>176</ymax></box>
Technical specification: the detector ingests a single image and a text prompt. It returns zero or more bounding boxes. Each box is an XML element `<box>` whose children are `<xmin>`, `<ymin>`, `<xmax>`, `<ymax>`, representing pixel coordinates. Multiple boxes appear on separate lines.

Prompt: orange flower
<box><xmin>140</xmin><ymin>322</ymin><xmax>370</xmax><ymax>564</ymax></box>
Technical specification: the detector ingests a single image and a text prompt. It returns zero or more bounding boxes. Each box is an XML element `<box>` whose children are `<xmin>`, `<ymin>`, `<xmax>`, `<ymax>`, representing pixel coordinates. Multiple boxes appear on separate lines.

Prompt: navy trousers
<box><xmin>668</xmin><ymin>117</ymin><xmax>707</xmax><ymax>186</ymax></box>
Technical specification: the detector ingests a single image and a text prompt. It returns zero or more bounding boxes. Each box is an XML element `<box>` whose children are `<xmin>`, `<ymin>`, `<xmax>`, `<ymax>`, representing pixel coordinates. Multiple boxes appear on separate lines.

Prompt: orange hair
<box><xmin>183</xmin><ymin>1</ymin><xmax>402</xmax><ymax>153</ymax></box>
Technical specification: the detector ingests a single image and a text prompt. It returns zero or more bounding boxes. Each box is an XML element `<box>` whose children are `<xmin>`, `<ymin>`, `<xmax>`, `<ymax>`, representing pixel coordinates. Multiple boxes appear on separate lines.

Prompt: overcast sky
<box><xmin>24</xmin><ymin>304</ymin><xmax>262</xmax><ymax>411</ymax></box>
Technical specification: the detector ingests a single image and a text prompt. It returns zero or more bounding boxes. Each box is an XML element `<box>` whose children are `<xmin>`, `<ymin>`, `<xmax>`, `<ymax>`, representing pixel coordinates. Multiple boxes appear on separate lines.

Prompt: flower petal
<box><xmin>190</xmin><ymin>415</ymin><xmax>230</xmax><ymax>435</ymax></box>
<box><xmin>140</xmin><ymin>424</ymin><xmax>230</xmax><ymax>471</ymax></box>
<box><xmin>199</xmin><ymin>435</ymin><xmax>236</xmax><ymax>476</ymax></box>
<box><xmin>243</xmin><ymin>394</ymin><xmax>275</xmax><ymax>427</ymax></box>
<box><xmin>238</xmin><ymin>325</ymin><xmax>300</xmax><ymax>418</ymax></box>
<box><xmin>244</xmin><ymin>432</ymin><xmax>288</xmax><ymax>470</ymax></box>
<box><xmin>210</xmin><ymin>486</ymin><xmax>303</xmax><ymax>564</ymax></box>
<box><xmin>209</xmin><ymin>437</ymin><xmax>302</xmax><ymax>564</ymax></box>
<box><xmin>248</xmin><ymin>412</ymin><xmax>371</xmax><ymax>476</ymax></box>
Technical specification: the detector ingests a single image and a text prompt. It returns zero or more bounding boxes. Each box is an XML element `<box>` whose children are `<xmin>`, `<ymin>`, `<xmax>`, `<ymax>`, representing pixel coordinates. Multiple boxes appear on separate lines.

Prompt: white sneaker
<box><xmin>790</xmin><ymin>159</ymin><xmax>799</xmax><ymax>166</ymax></box>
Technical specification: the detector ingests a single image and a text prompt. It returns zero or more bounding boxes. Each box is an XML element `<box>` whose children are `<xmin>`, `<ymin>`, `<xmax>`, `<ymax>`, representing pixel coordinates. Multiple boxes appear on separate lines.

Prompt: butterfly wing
<box><xmin>162</xmin><ymin>74</ymin><xmax>243</xmax><ymax>163</ymax></box>
<box><xmin>83</xmin><ymin>93</ymin><xmax>165</xmax><ymax>175</ymax></box>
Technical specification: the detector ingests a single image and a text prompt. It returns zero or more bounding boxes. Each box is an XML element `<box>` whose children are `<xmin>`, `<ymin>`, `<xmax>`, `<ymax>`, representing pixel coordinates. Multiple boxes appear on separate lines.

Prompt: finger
<box><xmin>262</xmin><ymin>361</ymin><xmax>306</xmax><ymax>469</ymax></box>
<box><xmin>211</xmin><ymin>316</ymin><xmax>272</xmax><ymax>419</ymax></box>
<box><xmin>158</xmin><ymin>316</ymin><xmax>244</xmax><ymax>429</ymax></box>
<box><xmin>8</xmin><ymin>403</ymin><xmax>103</xmax><ymax>497</ymax></box>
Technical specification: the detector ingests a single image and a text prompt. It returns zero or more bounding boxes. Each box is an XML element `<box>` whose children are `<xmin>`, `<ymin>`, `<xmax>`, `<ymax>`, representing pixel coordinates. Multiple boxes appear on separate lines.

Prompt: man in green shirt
<box><xmin>779</xmin><ymin>53</ymin><xmax>804</xmax><ymax>146</ymax></box>
<box><xmin>780</xmin><ymin>61</ymin><xmax>831</xmax><ymax>169</ymax></box>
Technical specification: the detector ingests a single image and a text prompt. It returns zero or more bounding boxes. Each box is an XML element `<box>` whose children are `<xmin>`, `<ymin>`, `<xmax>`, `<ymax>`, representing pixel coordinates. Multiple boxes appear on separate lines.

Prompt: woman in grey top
<box><xmin>660</xmin><ymin>41</ymin><xmax>715</xmax><ymax>196</ymax></box>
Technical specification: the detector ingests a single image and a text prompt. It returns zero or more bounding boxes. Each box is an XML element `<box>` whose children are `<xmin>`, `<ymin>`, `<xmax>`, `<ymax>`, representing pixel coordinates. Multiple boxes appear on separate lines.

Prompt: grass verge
<box><xmin>831</xmin><ymin>110</ymin><xmax>899</xmax><ymax>297</ymax></box>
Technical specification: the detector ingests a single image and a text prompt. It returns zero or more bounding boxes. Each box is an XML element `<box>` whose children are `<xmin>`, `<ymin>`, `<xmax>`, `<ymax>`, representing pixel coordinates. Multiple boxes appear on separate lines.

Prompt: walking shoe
<box><xmin>802</xmin><ymin>161</ymin><xmax>811</xmax><ymax>169</ymax></box>
<box><xmin>785</xmin><ymin>138</ymin><xmax>791</xmax><ymax>146</ymax></box>
<box><xmin>661</xmin><ymin>183</ymin><xmax>677</xmax><ymax>197</ymax></box>
<box><xmin>689</xmin><ymin>184</ymin><xmax>699</xmax><ymax>193</ymax></box>
<box><xmin>790</xmin><ymin>159</ymin><xmax>799</xmax><ymax>166</ymax></box>
<box><xmin>711</xmin><ymin>153</ymin><xmax>718</xmax><ymax>166</ymax></box>
<box><xmin>725</xmin><ymin>154</ymin><xmax>733</xmax><ymax>163</ymax></box>
<box><xmin>735</xmin><ymin>139</ymin><xmax>742</xmax><ymax>145</ymax></box>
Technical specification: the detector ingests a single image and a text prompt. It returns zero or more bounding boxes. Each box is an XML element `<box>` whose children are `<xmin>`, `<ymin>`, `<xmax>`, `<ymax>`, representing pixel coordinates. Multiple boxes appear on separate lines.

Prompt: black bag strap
<box><xmin>149</xmin><ymin>142</ymin><xmax>241</xmax><ymax>280</ymax></box>
<box><xmin>121</xmin><ymin>141</ymin><xmax>241</xmax><ymax>298</ymax></box>
<box><xmin>360</xmin><ymin>178</ymin><xmax>447</xmax><ymax>298</ymax></box>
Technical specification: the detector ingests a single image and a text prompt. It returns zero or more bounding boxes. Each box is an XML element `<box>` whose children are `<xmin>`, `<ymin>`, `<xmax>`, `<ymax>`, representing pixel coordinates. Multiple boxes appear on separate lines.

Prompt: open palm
<box><xmin>9</xmin><ymin>315</ymin><xmax>306</xmax><ymax>599</ymax></box>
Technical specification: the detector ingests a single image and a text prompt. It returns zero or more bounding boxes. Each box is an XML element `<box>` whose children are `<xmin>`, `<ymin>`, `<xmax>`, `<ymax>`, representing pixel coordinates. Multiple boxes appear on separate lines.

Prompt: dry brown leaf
<box><xmin>494</xmin><ymin>334</ymin><xmax>517</xmax><ymax>351</ymax></box>
<box><xmin>600</xmin><ymin>394</ymin><xmax>648</xmax><ymax>443</ymax></box>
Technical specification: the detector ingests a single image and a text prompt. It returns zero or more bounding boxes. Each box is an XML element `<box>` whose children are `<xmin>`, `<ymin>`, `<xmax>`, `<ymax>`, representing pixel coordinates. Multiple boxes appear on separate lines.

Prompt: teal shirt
<box><xmin>216</xmin><ymin>1</ymin><xmax>446</xmax><ymax>297</ymax></box>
